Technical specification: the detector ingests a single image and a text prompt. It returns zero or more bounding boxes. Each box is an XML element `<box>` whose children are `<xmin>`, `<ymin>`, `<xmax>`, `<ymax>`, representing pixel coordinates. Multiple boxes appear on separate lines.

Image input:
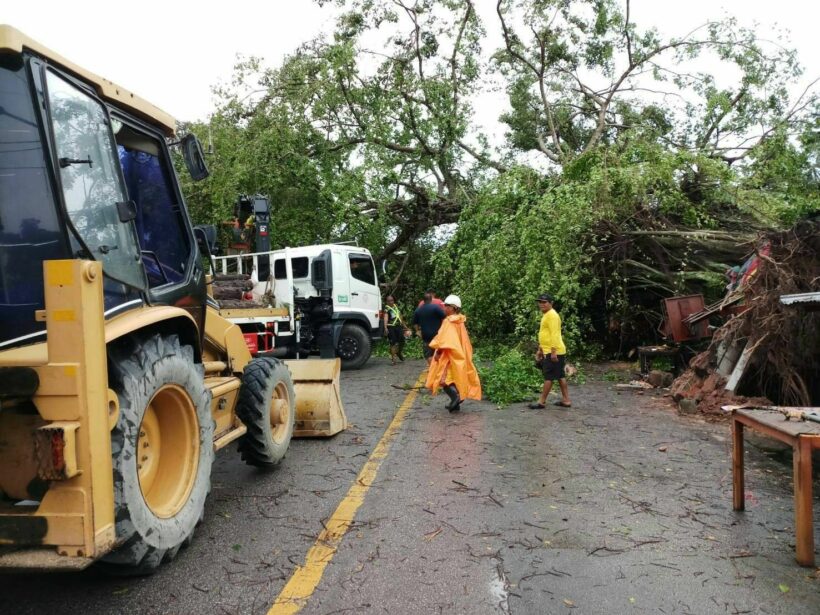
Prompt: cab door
<box><xmin>346</xmin><ymin>252</ymin><xmax>380</xmax><ymax>329</ymax></box>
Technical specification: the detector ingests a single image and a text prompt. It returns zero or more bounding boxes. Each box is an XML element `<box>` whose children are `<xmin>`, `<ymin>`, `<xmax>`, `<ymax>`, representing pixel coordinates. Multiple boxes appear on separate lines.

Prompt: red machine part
<box><xmin>242</xmin><ymin>328</ymin><xmax>275</xmax><ymax>355</ymax></box>
<box><xmin>660</xmin><ymin>295</ymin><xmax>709</xmax><ymax>342</ymax></box>
<box><xmin>243</xmin><ymin>333</ymin><xmax>259</xmax><ymax>354</ymax></box>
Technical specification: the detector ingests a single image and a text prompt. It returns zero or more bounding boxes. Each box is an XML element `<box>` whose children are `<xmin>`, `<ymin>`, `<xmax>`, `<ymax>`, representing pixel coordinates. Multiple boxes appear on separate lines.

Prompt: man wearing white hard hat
<box><xmin>425</xmin><ymin>295</ymin><xmax>482</xmax><ymax>412</ymax></box>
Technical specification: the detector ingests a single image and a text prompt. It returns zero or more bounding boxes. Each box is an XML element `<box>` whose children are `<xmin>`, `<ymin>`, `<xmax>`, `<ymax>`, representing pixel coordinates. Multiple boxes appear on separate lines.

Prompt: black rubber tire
<box><xmin>236</xmin><ymin>357</ymin><xmax>296</xmax><ymax>467</ymax></box>
<box><xmin>336</xmin><ymin>323</ymin><xmax>372</xmax><ymax>370</ymax></box>
<box><xmin>98</xmin><ymin>334</ymin><xmax>214</xmax><ymax>576</ymax></box>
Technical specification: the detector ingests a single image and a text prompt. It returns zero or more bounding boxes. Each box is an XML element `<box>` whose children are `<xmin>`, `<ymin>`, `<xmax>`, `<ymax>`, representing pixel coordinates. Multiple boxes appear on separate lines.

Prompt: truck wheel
<box><xmin>99</xmin><ymin>334</ymin><xmax>214</xmax><ymax>576</ymax></box>
<box><xmin>336</xmin><ymin>323</ymin><xmax>371</xmax><ymax>370</ymax></box>
<box><xmin>236</xmin><ymin>357</ymin><xmax>295</xmax><ymax>467</ymax></box>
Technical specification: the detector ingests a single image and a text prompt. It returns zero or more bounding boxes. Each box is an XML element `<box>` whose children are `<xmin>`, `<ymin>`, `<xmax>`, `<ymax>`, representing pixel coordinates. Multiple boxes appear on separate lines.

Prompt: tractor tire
<box><xmin>336</xmin><ymin>323</ymin><xmax>371</xmax><ymax>370</ymax></box>
<box><xmin>236</xmin><ymin>357</ymin><xmax>295</xmax><ymax>467</ymax></box>
<box><xmin>99</xmin><ymin>334</ymin><xmax>214</xmax><ymax>576</ymax></box>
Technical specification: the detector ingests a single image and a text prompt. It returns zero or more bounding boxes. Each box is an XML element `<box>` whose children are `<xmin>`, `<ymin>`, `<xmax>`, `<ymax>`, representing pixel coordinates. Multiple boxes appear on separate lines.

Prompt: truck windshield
<box><xmin>0</xmin><ymin>56</ymin><xmax>68</xmax><ymax>347</ymax></box>
<box><xmin>46</xmin><ymin>70</ymin><xmax>145</xmax><ymax>290</ymax></box>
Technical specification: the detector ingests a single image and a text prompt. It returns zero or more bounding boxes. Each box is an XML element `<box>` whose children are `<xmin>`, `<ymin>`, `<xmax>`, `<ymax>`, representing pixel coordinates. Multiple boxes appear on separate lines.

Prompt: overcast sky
<box><xmin>3</xmin><ymin>0</ymin><xmax>818</xmax><ymax>125</ymax></box>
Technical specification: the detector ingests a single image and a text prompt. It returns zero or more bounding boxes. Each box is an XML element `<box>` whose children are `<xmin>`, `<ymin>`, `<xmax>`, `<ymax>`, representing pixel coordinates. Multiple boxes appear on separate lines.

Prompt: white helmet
<box><xmin>443</xmin><ymin>294</ymin><xmax>462</xmax><ymax>308</ymax></box>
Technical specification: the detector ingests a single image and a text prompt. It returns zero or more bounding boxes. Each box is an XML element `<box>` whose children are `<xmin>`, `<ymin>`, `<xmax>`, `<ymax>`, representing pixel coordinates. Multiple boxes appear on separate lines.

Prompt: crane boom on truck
<box><xmin>0</xmin><ymin>25</ymin><xmax>346</xmax><ymax>574</ymax></box>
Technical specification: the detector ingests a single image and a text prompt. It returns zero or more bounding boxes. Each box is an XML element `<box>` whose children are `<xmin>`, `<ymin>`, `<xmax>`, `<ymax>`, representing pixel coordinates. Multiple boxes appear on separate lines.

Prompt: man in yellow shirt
<box><xmin>529</xmin><ymin>293</ymin><xmax>572</xmax><ymax>409</ymax></box>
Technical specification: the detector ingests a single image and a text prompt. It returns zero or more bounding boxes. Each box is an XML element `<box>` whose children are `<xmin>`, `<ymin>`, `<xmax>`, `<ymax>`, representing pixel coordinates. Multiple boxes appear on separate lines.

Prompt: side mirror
<box><xmin>194</xmin><ymin>224</ymin><xmax>218</xmax><ymax>256</ymax></box>
<box><xmin>311</xmin><ymin>249</ymin><xmax>333</xmax><ymax>297</ymax></box>
<box><xmin>193</xmin><ymin>225</ymin><xmax>217</xmax><ymax>277</ymax></box>
<box><xmin>181</xmin><ymin>134</ymin><xmax>209</xmax><ymax>181</ymax></box>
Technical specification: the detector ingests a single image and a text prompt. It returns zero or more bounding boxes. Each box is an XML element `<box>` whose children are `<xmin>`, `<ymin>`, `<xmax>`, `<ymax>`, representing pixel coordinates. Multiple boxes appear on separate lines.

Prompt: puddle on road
<box><xmin>489</xmin><ymin>564</ymin><xmax>511</xmax><ymax>613</ymax></box>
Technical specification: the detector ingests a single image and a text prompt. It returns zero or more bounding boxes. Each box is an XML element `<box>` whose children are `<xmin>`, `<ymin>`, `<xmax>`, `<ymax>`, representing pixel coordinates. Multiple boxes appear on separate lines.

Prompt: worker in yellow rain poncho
<box><xmin>425</xmin><ymin>295</ymin><xmax>482</xmax><ymax>412</ymax></box>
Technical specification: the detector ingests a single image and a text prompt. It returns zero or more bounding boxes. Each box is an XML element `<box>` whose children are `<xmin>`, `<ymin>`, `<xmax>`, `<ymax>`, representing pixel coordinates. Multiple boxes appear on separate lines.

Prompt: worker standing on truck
<box><xmin>426</xmin><ymin>295</ymin><xmax>481</xmax><ymax>412</ymax></box>
<box><xmin>529</xmin><ymin>293</ymin><xmax>572</xmax><ymax>409</ymax></box>
<box><xmin>384</xmin><ymin>295</ymin><xmax>406</xmax><ymax>365</ymax></box>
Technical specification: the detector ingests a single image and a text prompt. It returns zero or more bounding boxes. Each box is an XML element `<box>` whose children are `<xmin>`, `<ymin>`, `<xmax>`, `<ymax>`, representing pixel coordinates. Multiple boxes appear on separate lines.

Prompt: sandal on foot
<box><xmin>527</xmin><ymin>402</ymin><xmax>546</xmax><ymax>409</ymax></box>
<box><xmin>554</xmin><ymin>401</ymin><xmax>572</xmax><ymax>408</ymax></box>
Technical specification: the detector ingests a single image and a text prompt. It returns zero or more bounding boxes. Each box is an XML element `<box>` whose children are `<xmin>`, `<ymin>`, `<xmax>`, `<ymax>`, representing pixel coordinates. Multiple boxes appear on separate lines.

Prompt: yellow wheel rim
<box><xmin>270</xmin><ymin>382</ymin><xmax>291</xmax><ymax>445</ymax></box>
<box><xmin>137</xmin><ymin>385</ymin><xmax>200</xmax><ymax>519</ymax></box>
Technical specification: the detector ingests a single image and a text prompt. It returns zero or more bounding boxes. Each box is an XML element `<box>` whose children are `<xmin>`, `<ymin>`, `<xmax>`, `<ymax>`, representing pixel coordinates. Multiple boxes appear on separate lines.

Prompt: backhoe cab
<box><xmin>0</xmin><ymin>26</ymin><xmax>346</xmax><ymax>574</ymax></box>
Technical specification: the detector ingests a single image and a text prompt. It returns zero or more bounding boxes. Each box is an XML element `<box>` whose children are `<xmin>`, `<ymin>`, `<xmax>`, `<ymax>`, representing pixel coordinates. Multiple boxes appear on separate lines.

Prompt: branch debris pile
<box><xmin>671</xmin><ymin>217</ymin><xmax>820</xmax><ymax>414</ymax></box>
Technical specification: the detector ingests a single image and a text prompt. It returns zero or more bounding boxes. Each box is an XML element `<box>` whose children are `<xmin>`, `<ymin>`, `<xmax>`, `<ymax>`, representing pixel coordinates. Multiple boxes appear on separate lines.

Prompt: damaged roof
<box><xmin>780</xmin><ymin>292</ymin><xmax>820</xmax><ymax>309</ymax></box>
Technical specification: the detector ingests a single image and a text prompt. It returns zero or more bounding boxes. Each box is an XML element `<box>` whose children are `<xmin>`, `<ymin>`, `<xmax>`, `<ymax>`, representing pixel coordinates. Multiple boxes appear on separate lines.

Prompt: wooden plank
<box><xmin>725</xmin><ymin>345</ymin><xmax>754</xmax><ymax>393</ymax></box>
<box><xmin>793</xmin><ymin>437</ymin><xmax>815</xmax><ymax>566</ymax></box>
<box><xmin>732</xmin><ymin>419</ymin><xmax>745</xmax><ymax>511</ymax></box>
<box><xmin>218</xmin><ymin>307</ymin><xmax>289</xmax><ymax>318</ymax></box>
<box><xmin>716</xmin><ymin>339</ymin><xmax>745</xmax><ymax>378</ymax></box>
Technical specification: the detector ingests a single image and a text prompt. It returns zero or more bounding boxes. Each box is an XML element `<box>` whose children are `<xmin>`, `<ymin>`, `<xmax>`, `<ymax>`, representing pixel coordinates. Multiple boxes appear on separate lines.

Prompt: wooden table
<box><xmin>637</xmin><ymin>345</ymin><xmax>680</xmax><ymax>375</ymax></box>
<box><xmin>731</xmin><ymin>408</ymin><xmax>820</xmax><ymax>566</ymax></box>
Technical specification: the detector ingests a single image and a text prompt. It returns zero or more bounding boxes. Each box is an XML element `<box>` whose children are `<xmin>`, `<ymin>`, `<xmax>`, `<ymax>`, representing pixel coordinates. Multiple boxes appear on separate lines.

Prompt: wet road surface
<box><xmin>0</xmin><ymin>358</ymin><xmax>817</xmax><ymax>614</ymax></box>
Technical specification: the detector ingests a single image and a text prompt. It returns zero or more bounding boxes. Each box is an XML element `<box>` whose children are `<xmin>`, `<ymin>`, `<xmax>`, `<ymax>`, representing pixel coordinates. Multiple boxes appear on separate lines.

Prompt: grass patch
<box><xmin>372</xmin><ymin>335</ymin><xmax>425</xmax><ymax>360</ymax></box>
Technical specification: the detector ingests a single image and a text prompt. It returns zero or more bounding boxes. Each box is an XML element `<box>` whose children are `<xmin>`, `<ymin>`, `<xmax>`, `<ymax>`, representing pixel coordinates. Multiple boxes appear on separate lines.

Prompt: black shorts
<box><xmin>541</xmin><ymin>354</ymin><xmax>566</xmax><ymax>381</ymax></box>
<box><xmin>387</xmin><ymin>325</ymin><xmax>404</xmax><ymax>345</ymax></box>
<box><xmin>422</xmin><ymin>341</ymin><xmax>434</xmax><ymax>359</ymax></box>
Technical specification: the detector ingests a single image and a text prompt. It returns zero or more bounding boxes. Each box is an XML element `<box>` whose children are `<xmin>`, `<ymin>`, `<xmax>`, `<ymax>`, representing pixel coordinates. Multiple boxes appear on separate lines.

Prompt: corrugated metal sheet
<box><xmin>780</xmin><ymin>292</ymin><xmax>820</xmax><ymax>308</ymax></box>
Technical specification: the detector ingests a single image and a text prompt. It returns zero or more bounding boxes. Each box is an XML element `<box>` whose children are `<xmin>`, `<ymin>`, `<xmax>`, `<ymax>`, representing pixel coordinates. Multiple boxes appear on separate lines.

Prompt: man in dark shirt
<box><xmin>413</xmin><ymin>292</ymin><xmax>446</xmax><ymax>365</ymax></box>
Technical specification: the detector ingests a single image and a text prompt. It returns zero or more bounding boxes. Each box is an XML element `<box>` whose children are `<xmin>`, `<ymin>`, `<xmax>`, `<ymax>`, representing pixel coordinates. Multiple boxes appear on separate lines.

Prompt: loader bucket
<box><xmin>284</xmin><ymin>358</ymin><xmax>348</xmax><ymax>437</ymax></box>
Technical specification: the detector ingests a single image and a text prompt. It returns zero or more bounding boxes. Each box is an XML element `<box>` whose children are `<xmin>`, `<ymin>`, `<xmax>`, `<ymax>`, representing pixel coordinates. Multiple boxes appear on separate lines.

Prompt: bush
<box><xmin>477</xmin><ymin>348</ymin><xmax>543</xmax><ymax>407</ymax></box>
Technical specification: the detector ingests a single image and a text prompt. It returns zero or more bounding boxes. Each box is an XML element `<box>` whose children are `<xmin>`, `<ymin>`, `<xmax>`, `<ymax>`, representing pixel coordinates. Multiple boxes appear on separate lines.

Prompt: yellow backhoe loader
<box><xmin>0</xmin><ymin>26</ymin><xmax>346</xmax><ymax>574</ymax></box>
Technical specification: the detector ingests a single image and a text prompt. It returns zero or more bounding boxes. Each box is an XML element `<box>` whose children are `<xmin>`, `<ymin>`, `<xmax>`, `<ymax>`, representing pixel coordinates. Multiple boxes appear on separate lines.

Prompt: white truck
<box><xmin>210</xmin><ymin>243</ymin><xmax>383</xmax><ymax>370</ymax></box>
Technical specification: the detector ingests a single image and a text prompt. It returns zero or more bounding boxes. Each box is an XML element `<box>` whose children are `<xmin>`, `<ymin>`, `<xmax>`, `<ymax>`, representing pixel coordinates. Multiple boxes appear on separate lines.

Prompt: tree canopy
<box><xmin>179</xmin><ymin>0</ymin><xmax>819</xmax><ymax>353</ymax></box>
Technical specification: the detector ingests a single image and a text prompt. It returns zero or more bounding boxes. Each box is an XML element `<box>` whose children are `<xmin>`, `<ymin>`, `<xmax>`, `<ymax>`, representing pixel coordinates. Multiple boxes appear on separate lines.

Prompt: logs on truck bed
<box><xmin>213</xmin><ymin>284</ymin><xmax>252</xmax><ymax>300</ymax></box>
<box><xmin>212</xmin><ymin>275</ymin><xmax>254</xmax><ymax>301</ymax></box>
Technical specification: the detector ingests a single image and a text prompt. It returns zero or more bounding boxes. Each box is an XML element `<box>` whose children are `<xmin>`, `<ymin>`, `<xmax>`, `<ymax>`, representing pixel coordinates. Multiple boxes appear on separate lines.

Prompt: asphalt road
<box><xmin>0</xmin><ymin>358</ymin><xmax>817</xmax><ymax>614</ymax></box>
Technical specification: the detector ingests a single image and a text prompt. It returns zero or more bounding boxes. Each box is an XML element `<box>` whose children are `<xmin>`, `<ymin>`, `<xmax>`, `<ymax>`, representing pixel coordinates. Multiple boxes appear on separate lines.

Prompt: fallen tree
<box><xmin>671</xmin><ymin>216</ymin><xmax>820</xmax><ymax>413</ymax></box>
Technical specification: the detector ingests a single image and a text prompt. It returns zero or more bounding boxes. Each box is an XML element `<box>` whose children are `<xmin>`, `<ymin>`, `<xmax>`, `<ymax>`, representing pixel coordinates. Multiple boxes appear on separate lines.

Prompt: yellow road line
<box><xmin>267</xmin><ymin>371</ymin><xmax>427</xmax><ymax>615</ymax></box>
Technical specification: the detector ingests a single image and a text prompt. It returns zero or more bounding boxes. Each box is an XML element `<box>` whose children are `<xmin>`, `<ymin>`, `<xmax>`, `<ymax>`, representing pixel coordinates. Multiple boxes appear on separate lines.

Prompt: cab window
<box><xmin>0</xmin><ymin>57</ymin><xmax>68</xmax><ymax>345</ymax></box>
<box><xmin>273</xmin><ymin>257</ymin><xmax>309</xmax><ymax>279</ymax></box>
<box><xmin>113</xmin><ymin>122</ymin><xmax>190</xmax><ymax>287</ymax></box>
<box><xmin>349</xmin><ymin>254</ymin><xmax>376</xmax><ymax>285</ymax></box>
<box><xmin>47</xmin><ymin>71</ymin><xmax>145</xmax><ymax>289</ymax></box>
